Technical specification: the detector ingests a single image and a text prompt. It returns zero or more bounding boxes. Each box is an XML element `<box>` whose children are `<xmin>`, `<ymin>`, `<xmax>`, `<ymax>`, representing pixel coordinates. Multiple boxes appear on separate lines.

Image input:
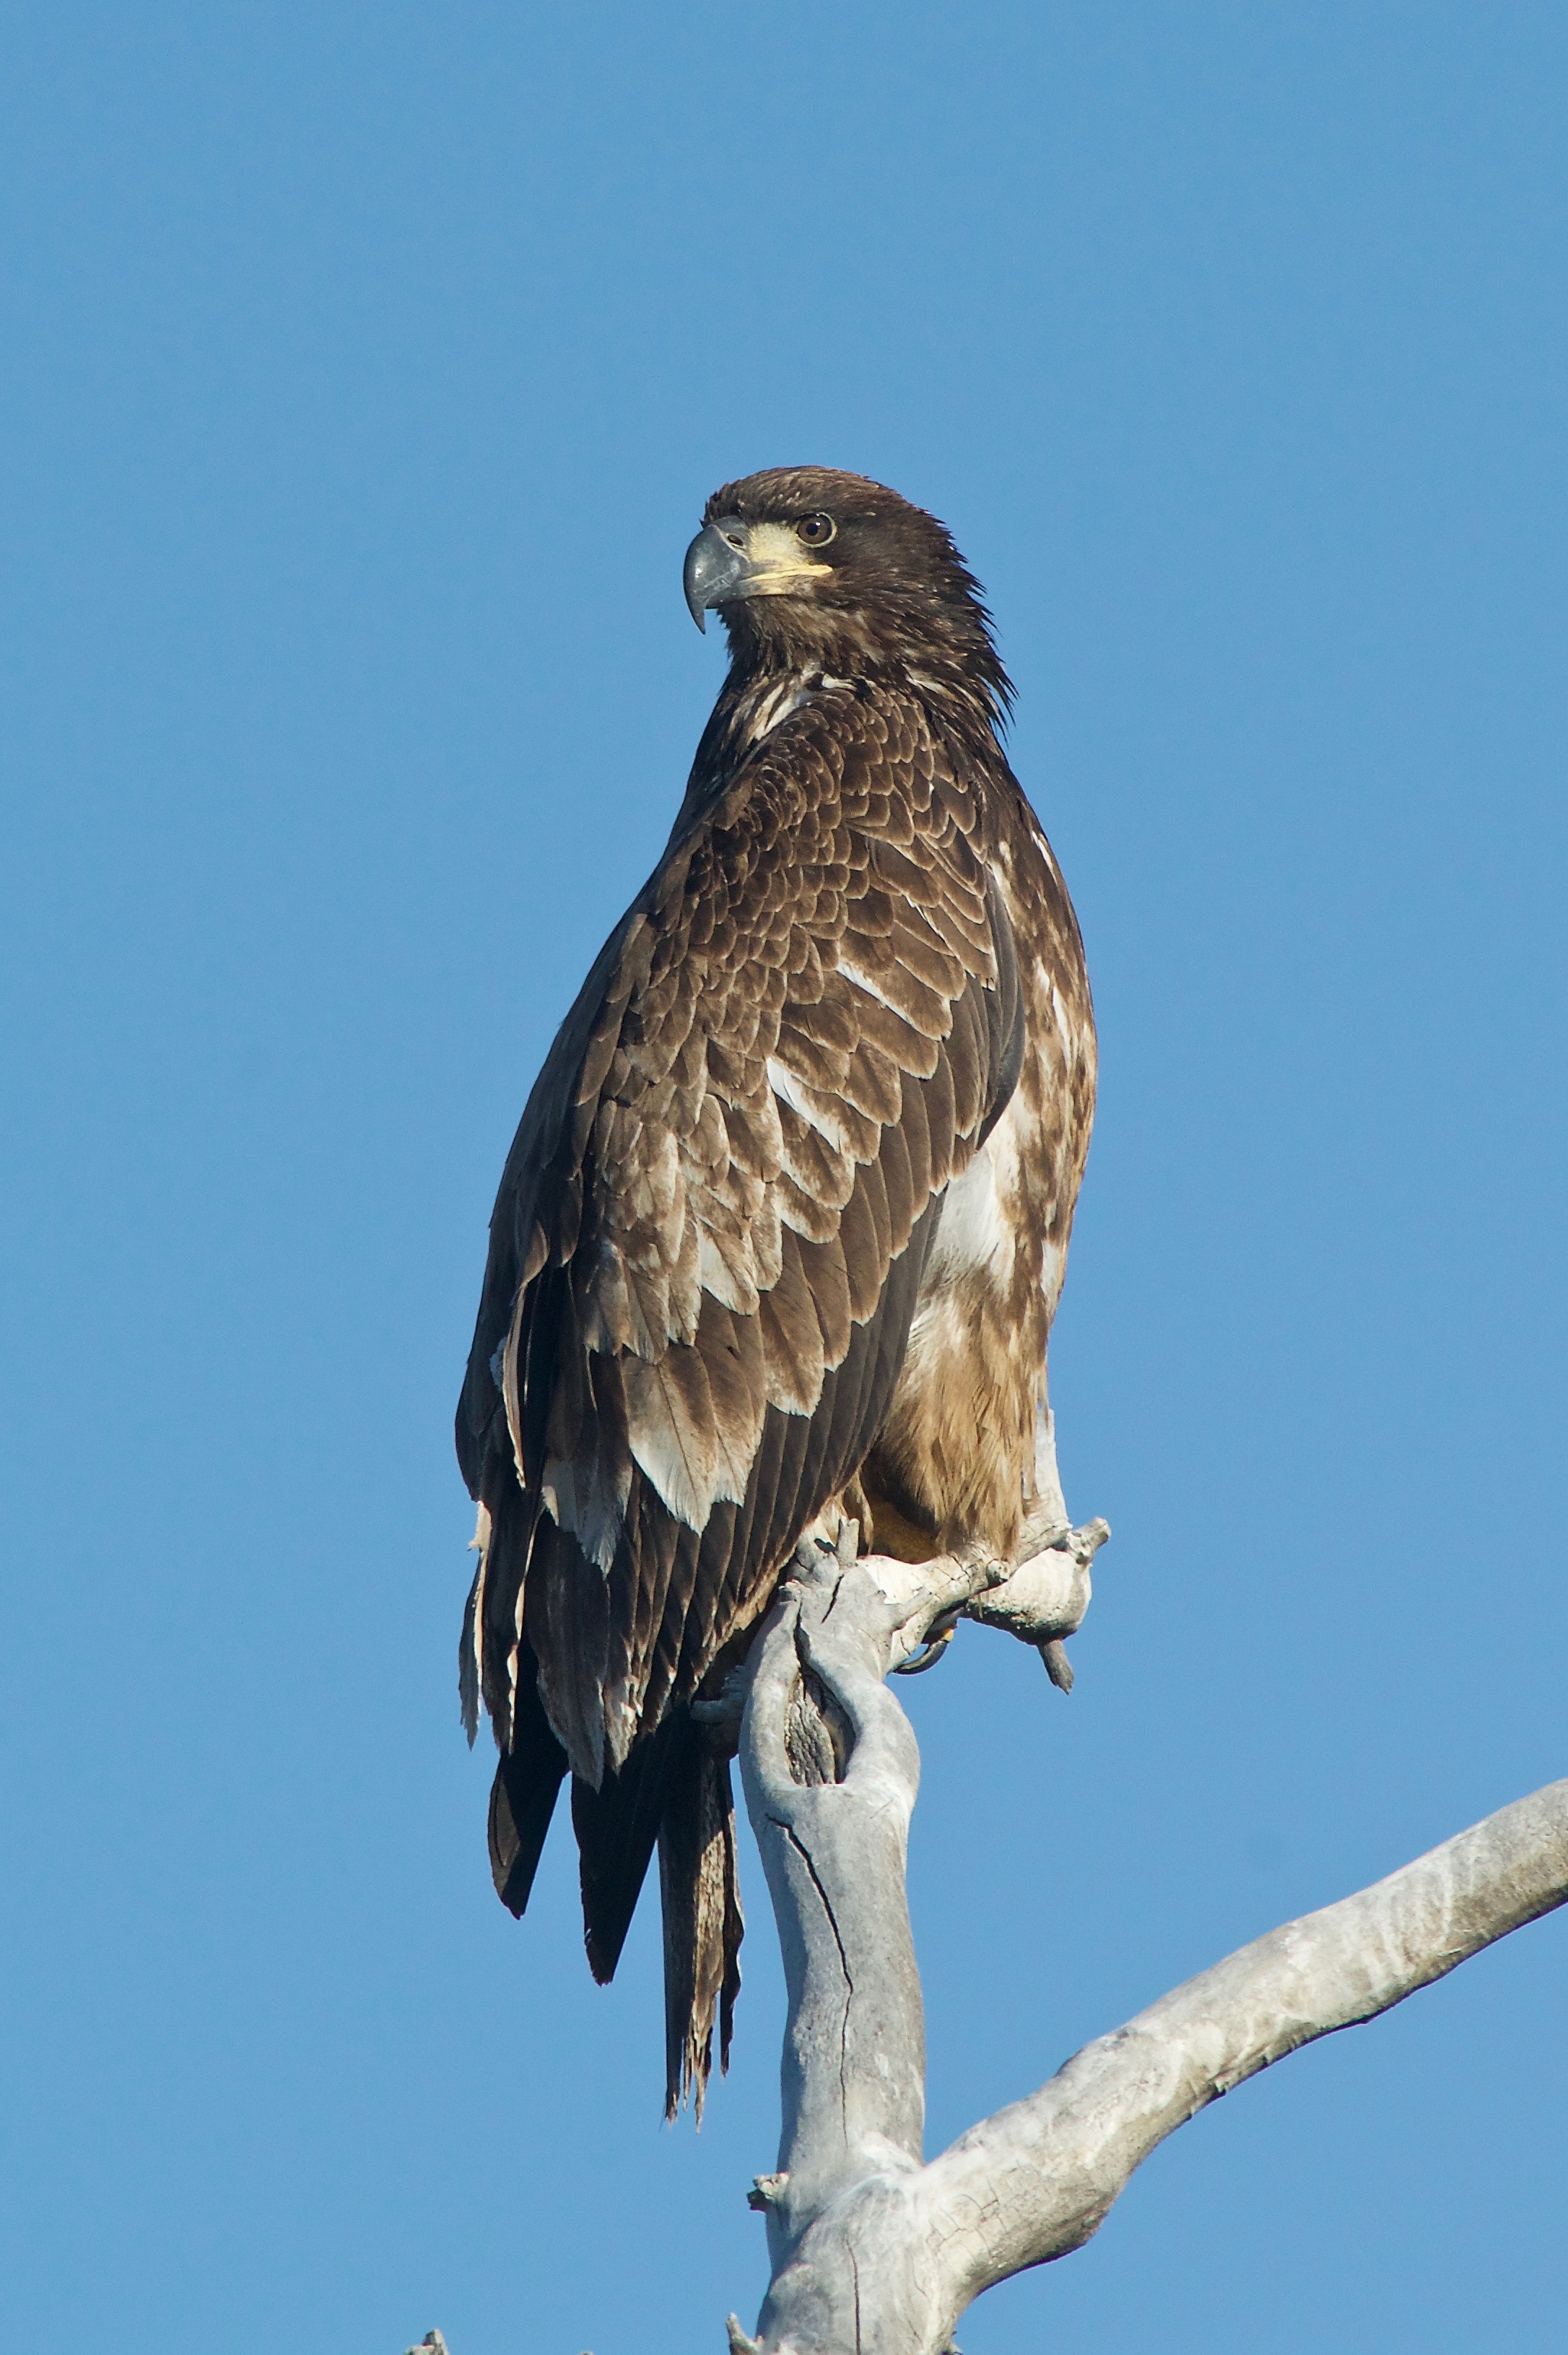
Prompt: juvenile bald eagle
<box><xmin>456</xmin><ymin>469</ymin><xmax>1095</xmax><ymax>2113</ymax></box>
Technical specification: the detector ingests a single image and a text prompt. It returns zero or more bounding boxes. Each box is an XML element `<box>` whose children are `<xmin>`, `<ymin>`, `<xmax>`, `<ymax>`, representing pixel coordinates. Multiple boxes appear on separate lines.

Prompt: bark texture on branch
<box><xmin>728</xmin><ymin>1516</ymin><xmax>1568</xmax><ymax>2355</ymax></box>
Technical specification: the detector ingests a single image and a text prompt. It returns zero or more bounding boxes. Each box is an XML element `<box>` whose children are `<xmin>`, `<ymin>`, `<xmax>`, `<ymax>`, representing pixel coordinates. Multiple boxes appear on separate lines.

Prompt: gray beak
<box><xmin>683</xmin><ymin>518</ymin><xmax>749</xmax><ymax>632</ymax></box>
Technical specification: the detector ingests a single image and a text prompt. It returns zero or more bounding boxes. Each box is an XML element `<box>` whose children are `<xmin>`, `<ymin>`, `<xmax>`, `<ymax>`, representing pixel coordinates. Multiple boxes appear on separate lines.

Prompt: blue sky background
<box><xmin>2</xmin><ymin>6</ymin><xmax>1564</xmax><ymax>2351</ymax></box>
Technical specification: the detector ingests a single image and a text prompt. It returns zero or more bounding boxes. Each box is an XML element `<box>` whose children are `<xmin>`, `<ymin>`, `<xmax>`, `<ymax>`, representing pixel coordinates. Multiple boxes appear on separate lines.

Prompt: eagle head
<box><xmin>684</xmin><ymin>466</ymin><xmax>1011</xmax><ymax>723</ymax></box>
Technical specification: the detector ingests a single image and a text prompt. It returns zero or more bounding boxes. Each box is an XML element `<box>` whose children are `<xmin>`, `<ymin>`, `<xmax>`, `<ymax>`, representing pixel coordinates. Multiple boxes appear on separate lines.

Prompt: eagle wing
<box><xmin>458</xmin><ymin>686</ymin><xmax>1022</xmax><ymax>1789</ymax></box>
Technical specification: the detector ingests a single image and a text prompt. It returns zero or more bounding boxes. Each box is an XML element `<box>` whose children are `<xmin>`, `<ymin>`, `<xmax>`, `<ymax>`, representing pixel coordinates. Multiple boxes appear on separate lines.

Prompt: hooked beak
<box><xmin>683</xmin><ymin>518</ymin><xmax>749</xmax><ymax>633</ymax></box>
<box><xmin>682</xmin><ymin>515</ymin><xmax>832</xmax><ymax>632</ymax></box>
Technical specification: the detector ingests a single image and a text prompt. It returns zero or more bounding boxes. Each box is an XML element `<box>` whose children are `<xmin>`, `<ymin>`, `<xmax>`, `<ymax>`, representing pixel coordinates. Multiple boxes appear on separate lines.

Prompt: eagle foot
<box><xmin>962</xmin><ymin>1513</ymin><xmax>1110</xmax><ymax>1690</ymax></box>
<box><xmin>1065</xmin><ymin>1514</ymin><xmax>1111</xmax><ymax>1567</ymax></box>
<box><xmin>691</xmin><ymin>1663</ymin><xmax>752</xmax><ymax>1755</ymax></box>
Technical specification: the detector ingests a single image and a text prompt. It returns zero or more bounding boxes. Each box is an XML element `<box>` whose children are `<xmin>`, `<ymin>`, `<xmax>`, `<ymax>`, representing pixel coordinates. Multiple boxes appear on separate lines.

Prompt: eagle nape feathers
<box><xmin>456</xmin><ymin>466</ymin><xmax>1096</xmax><ymax>2118</ymax></box>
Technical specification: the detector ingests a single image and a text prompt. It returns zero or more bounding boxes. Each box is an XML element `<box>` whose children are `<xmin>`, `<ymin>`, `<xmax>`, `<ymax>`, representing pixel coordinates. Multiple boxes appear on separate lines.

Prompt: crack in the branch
<box><xmin>774</xmin><ymin>1816</ymin><xmax>855</xmax><ymax>2125</ymax></box>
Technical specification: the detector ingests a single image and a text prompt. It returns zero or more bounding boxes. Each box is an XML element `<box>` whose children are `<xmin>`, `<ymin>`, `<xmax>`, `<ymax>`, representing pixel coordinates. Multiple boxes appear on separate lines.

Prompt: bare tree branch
<box><xmin>920</xmin><ymin>1774</ymin><xmax>1568</xmax><ymax>2310</ymax></box>
<box><xmin>741</xmin><ymin>1521</ymin><xmax>926</xmax><ymax>2249</ymax></box>
<box><xmin>731</xmin><ymin>1522</ymin><xmax>1568</xmax><ymax>2355</ymax></box>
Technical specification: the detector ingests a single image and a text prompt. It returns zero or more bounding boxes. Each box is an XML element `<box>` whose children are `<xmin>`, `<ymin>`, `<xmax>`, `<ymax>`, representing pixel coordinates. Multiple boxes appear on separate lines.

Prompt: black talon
<box><xmin>892</xmin><ymin>1616</ymin><xmax>959</xmax><ymax>1675</ymax></box>
<box><xmin>1039</xmin><ymin>1637</ymin><xmax>1074</xmax><ymax>1692</ymax></box>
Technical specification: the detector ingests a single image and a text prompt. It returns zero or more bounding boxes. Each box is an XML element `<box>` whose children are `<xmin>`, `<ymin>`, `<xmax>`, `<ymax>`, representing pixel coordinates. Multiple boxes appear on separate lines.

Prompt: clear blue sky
<box><xmin>2</xmin><ymin>6</ymin><xmax>1564</xmax><ymax>2351</ymax></box>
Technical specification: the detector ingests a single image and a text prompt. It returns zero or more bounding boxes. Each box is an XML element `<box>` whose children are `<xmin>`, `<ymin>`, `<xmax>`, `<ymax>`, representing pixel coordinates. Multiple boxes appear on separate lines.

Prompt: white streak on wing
<box><xmin>765</xmin><ymin>1055</ymin><xmax>811</xmax><ymax>1121</ymax></box>
<box><xmin>765</xmin><ymin>1055</ymin><xmax>857</xmax><ymax>1156</ymax></box>
<box><xmin>835</xmin><ymin>957</ymin><xmax>897</xmax><ymax>1011</ymax></box>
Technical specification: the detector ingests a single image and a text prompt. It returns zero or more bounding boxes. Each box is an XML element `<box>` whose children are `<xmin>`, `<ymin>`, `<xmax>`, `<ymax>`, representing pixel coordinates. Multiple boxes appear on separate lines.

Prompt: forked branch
<box><xmin>728</xmin><ymin>1514</ymin><xmax>1568</xmax><ymax>2355</ymax></box>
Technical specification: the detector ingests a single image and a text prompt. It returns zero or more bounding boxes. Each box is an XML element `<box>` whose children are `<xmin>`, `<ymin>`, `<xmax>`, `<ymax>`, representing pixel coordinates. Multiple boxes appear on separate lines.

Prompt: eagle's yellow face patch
<box><xmin>733</xmin><ymin>519</ymin><xmax>835</xmax><ymax>595</ymax></box>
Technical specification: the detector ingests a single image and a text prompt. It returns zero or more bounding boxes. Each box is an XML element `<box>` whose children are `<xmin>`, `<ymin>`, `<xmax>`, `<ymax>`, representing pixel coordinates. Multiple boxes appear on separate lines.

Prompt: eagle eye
<box><xmin>796</xmin><ymin>513</ymin><xmax>836</xmax><ymax>548</ymax></box>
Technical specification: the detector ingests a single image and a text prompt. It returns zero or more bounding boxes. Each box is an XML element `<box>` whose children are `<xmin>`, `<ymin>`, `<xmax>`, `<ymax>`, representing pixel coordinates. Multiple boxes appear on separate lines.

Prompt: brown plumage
<box><xmin>456</xmin><ymin>467</ymin><xmax>1096</xmax><ymax>2114</ymax></box>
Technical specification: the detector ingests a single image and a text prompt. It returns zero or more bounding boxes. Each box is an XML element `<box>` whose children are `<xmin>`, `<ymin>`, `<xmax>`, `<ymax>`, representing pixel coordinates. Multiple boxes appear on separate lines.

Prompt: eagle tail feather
<box><xmin>658</xmin><ymin>1740</ymin><xmax>744</xmax><ymax>2122</ymax></box>
<box><xmin>571</xmin><ymin>1709</ymin><xmax>691</xmax><ymax>1982</ymax></box>
<box><xmin>487</xmin><ymin>1649</ymin><xmax>570</xmax><ymax>1917</ymax></box>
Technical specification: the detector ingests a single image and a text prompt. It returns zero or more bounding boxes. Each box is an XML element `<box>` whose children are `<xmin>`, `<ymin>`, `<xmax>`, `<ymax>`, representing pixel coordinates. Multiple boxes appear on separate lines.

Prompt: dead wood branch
<box><xmin>730</xmin><ymin>1512</ymin><xmax>1568</xmax><ymax>2355</ymax></box>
